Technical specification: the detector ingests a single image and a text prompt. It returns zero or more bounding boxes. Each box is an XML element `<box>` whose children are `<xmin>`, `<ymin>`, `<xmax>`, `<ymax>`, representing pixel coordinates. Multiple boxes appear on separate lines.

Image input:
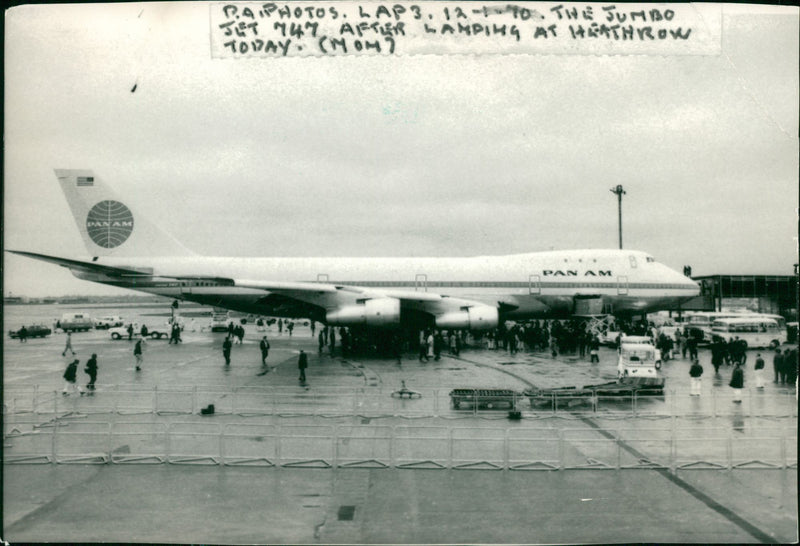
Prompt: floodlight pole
<box><xmin>610</xmin><ymin>185</ymin><xmax>626</xmax><ymax>249</ymax></box>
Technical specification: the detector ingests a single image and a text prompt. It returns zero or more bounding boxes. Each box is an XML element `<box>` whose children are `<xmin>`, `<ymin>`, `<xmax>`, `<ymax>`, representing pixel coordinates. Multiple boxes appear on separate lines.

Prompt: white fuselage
<box><xmin>75</xmin><ymin>249</ymin><xmax>699</xmax><ymax>320</ymax></box>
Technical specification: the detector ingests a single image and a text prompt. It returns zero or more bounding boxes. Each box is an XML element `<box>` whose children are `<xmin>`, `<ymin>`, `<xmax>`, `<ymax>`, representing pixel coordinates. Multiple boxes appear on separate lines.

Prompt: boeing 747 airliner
<box><xmin>8</xmin><ymin>170</ymin><xmax>700</xmax><ymax>331</ymax></box>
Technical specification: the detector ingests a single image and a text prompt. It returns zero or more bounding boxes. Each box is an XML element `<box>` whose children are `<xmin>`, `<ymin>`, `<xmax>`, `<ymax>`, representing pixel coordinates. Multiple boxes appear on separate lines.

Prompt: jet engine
<box><xmin>435</xmin><ymin>306</ymin><xmax>498</xmax><ymax>331</ymax></box>
<box><xmin>326</xmin><ymin>297</ymin><xmax>401</xmax><ymax>327</ymax></box>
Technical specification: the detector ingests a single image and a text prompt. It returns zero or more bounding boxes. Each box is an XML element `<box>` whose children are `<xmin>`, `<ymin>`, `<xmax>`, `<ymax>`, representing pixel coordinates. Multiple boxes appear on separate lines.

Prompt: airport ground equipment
<box><xmin>94</xmin><ymin>315</ymin><xmax>124</xmax><ymax>329</ymax></box>
<box><xmin>617</xmin><ymin>340</ymin><xmax>665</xmax><ymax>385</ymax></box>
<box><xmin>449</xmin><ymin>388</ymin><xmax>519</xmax><ymax>409</ymax></box>
<box><xmin>108</xmin><ymin>324</ymin><xmax>169</xmax><ymax>340</ymax></box>
<box><xmin>525</xmin><ymin>380</ymin><xmax>664</xmax><ymax>410</ymax></box>
<box><xmin>391</xmin><ymin>381</ymin><xmax>421</xmax><ymax>399</ymax></box>
<box><xmin>58</xmin><ymin>312</ymin><xmax>94</xmax><ymax>332</ymax></box>
<box><xmin>8</xmin><ymin>324</ymin><xmax>52</xmax><ymax>338</ymax></box>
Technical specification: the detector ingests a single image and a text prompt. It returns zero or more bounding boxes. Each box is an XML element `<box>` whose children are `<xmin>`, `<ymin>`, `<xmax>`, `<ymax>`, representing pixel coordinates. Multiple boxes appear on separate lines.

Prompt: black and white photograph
<box><xmin>3</xmin><ymin>1</ymin><xmax>798</xmax><ymax>544</ymax></box>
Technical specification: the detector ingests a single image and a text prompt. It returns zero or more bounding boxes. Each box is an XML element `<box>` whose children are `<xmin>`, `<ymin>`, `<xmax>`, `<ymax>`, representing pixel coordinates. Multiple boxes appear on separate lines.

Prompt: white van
<box><xmin>58</xmin><ymin>312</ymin><xmax>94</xmax><ymax>332</ymax></box>
<box><xmin>711</xmin><ymin>317</ymin><xmax>786</xmax><ymax>349</ymax></box>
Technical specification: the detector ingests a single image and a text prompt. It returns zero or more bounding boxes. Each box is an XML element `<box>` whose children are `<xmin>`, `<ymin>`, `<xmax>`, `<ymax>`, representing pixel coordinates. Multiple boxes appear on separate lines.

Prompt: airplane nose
<box><xmin>683</xmin><ymin>275</ymin><xmax>700</xmax><ymax>294</ymax></box>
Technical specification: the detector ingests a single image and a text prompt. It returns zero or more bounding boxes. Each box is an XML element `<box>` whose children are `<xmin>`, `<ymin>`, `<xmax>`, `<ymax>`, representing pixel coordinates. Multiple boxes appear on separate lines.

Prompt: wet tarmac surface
<box><xmin>3</xmin><ymin>305</ymin><xmax>797</xmax><ymax>543</ymax></box>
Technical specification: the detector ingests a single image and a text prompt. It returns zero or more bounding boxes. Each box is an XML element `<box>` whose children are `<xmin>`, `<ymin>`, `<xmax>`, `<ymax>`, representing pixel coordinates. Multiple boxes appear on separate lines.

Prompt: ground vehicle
<box><xmin>57</xmin><ymin>313</ymin><xmax>94</xmax><ymax>332</ymax></box>
<box><xmin>210</xmin><ymin>310</ymin><xmax>230</xmax><ymax>332</ymax></box>
<box><xmin>619</xmin><ymin>335</ymin><xmax>662</xmax><ymax>364</ymax></box>
<box><xmin>109</xmin><ymin>323</ymin><xmax>167</xmax><ymax>340</ymax></box>
<box><xmin>657</xmin><ymin>325</ymin><xmax>680</xmax><ymax>340</ymax></box>
<box><xmin>8</xmin><ymin>324</ymin><xmax>52</xmax><ymax>338</ymax></box>
<box><xmin>685</xmin><ymin>312</ymin><xmax>743</xmax><ymax>342</ymax></box>
<box><xmin>686</xmin><ymin>311</ymin><xmax>786</xmax><ymax>343</ymax></box>
<box><xmin>599</xmin><ymin>329</ymin><xmax>623</xmax><ymax>347</ymax></box>
<box><xmin>94</xmin><ymin>315</ymin><xmax>124</xmax><ymax>329</ymax></box>
<box><xmin>617</xmin><ymin>341</ymin><xmax>664</xmax><ymax>386</ymax></box>
<box><xmin>710</xmin><ymin>317</ymin><xmax>786</xmax><ymax>349</ymax></box>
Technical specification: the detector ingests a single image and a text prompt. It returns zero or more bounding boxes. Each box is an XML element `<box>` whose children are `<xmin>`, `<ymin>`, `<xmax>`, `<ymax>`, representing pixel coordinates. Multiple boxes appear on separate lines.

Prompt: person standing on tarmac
<box><xmin>222</xmin><ymin>335</ymin><xmax>232</xmax><ymax>366</ymax></box>
<box><xmin>85</xmin><ymin>353</ymin><xmax>98</xmax><ymax>393</ymax></box>
<box><xmin>589</xmin><ymin>335</ymin><xmax>600</xmax><ymax>363</ymax></box>
<box><xmin>418</xmin><ymin>331</ymin><xmax>429</xmax><ymax>362</ymax></box>
<box><xmin>318</xmin><ymin>329</ymin><xmax>325</xmax><ymax>354</ymax></box>
<box><xmin>689</xmin><ymin>359</ymin><xmax>703</xmax><ymax>396</ymax></box>
<box><xmin>298</xmin><ymin>349</ymin><xmax>308</xmax><ymax>382</ymax></box>
<box><xmin>773</xmin><ymin>348</ymin><xmax>783</xmax><ymax>383</ymax></box>
<box><xmin>259</xmin><ymin>335</ymin><xmax>270</xmax><ymax>367</ymax></box>
<box><xmin>729</xmin><ymin>362</ymin><xmax>745</xmax><ymax>403</ymax></box>
<box><xmin>686</xmin><ymin>335</ymin><xmax>699</xmax><ymax>361</ymax></box>
<box><xmin>62</xmin><ymin>332</ymin><xmax>75</xmax><ymax>356</ymax></box>
<box><xmin>134</xmin><ymin>338</ymin><xmax>146</xmax><ymax>371</ymax></box>
<box><xmin>62</xmin><ymin>359</ymin><xmax>82</xmax><ymax>395</ymax></box>
<box><xmin>18</xmin><ymin>326</ymin><xmax>28</xmax><ymax>343</ymax></box>
<box><xmin>710</xmin><ymin>337</ymin><xmax>724</xmax><ymax>374</ymax></box>
<box><xmin>754</xmin><ymin>353</ymin><xmax>766</xmax><ymax>388</ymax></box>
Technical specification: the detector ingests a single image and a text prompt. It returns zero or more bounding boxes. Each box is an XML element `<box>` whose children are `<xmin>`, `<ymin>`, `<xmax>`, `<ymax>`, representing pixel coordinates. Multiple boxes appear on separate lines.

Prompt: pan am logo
<box><xmin>86</xmin><ymin>200</ymin><xmax>134</xmax><ymax>248</ymax></box>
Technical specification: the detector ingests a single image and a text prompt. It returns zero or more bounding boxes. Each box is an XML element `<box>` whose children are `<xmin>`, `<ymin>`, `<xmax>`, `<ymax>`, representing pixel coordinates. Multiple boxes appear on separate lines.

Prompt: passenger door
<box><xmin>617</xmin><ymin>275</ymin><xmax>629</xmax><ymax>295</ymax></box>
<box><xmin>528</xmin><ymin>274</ymin><xmax>541</xmax><ymax>295</ymax></box>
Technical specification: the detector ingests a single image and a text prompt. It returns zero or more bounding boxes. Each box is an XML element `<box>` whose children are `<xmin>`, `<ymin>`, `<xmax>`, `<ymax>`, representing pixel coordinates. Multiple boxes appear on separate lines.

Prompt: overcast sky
<box><xmin>3</xmin><ymin>2</ymin><xmax>798</xmax><ymax>297</ymax></box>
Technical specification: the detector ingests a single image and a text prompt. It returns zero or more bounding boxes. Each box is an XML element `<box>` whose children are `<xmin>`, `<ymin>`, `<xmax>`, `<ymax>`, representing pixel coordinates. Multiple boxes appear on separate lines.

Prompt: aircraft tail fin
<box><xmin>55</xmin><ymin>169</ymin><xmax>195</xmax><ymax>257</ymax></box>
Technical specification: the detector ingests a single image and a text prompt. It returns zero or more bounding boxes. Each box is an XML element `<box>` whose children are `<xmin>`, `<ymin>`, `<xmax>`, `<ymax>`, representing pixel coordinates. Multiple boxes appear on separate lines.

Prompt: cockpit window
<box><xmin>646</xmin><ymin>256</ymin><xmax>655</xmax><ymax>263</ymax></box>
<box><xmin>629</xmin><ymin>255</ymin><xmax>638</xmax><ymax>268</ymax></box>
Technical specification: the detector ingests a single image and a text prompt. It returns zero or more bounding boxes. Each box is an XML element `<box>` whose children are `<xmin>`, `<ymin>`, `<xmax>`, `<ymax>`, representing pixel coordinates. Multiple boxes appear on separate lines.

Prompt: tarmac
<box><xmin>2</xmin><ymin>315</ymin><xmax>798</xmax><ymax>544</ymax></box>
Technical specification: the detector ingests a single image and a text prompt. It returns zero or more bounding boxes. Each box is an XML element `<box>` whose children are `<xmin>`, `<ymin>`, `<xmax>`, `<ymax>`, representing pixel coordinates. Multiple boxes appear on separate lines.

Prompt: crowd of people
<box><xmin>19</xmin><ymin>308</ymin><xmax>797</xmax><ymax>396</ymax></box>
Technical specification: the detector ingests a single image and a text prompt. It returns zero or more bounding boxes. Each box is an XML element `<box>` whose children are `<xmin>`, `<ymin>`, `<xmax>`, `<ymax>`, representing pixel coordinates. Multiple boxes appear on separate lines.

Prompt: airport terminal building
<box><xmin>681</xmin><ymin>274</ymin><xmax>798</xmax><ymax>319</ymax></box>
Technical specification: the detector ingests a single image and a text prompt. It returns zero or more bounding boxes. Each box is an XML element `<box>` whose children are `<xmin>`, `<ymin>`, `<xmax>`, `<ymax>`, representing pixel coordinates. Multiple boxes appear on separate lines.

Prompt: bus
<box><xmin>686</xmin><ymin>312</ymin><xmax>787</xmax><ymax>343</ymax></box>
<box><xmin>710</xmin><ymin>317</ymin><xmax>786</xmax><ymax>349</ymax></box>
<box><xmin>685</xmin><ymin>312</ymin><xmax>744</xmax><ymax>342</ymax></box>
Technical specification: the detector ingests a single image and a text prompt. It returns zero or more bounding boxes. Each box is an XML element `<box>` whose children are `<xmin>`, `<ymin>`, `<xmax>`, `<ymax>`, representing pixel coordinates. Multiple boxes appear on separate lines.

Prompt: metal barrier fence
<box><xmin>3</xmin><ymin>385</ymin><xmax>797</xmax><ymax>420</ymax></box>
<box><xmin>4</xmin><ymin>420</ymin><xmax>796</xmax><ymax>471</ymax></box>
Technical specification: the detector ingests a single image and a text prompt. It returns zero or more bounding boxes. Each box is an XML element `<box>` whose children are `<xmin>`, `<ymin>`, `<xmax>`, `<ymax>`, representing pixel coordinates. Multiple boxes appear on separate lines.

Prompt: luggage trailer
<box><xmin>450</xmin><ymin>379</ymin><xmax>665</xmax><ymax>411</ymax></box>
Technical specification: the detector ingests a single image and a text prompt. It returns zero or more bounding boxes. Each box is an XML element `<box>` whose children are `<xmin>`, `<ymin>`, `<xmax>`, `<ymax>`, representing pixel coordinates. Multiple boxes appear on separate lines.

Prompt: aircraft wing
<box><xmin>233</xmin><ymin>279</ymin><xmax>501</xmax><ymax>329</ymax></box>
<box><xmin>7</xmin><ymin>250</ymin><xmax>501</xmax><ymax>329</ymax></box>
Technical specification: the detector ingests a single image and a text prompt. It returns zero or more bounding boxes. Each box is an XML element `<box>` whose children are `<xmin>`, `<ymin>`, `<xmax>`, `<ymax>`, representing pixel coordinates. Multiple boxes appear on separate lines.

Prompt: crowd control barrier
<box><xmin>4</xmin><ymin>420</ymin><xmax>796</xmax><ymax>471</ymax></box>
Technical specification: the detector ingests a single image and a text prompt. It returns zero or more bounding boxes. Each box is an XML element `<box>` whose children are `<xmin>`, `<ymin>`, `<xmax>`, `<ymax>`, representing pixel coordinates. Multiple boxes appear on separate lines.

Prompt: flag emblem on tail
<box><xmin>76</xmin><ymin>176</ymin><xmax>94</xmax><ymax>186</ymax></box>
<box><xmin>85</xmin><ymin>200</ymin><xmax>134</xmax><ymax>248</ymax></box>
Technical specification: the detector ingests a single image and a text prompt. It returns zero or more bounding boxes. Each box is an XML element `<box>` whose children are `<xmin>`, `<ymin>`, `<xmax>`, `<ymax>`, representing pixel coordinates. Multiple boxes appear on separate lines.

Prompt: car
<box><xmin>9</xmin><ymin>324</ymin><xmax>52</xmax><ymax>339</ymax></box>
<box><xmin>94</xmin><ymin>315</ymin><xmax>124</xmax><ymax>329</ymax></box>
<box><xmin>109</xmin><ymin>323</ymin><xmax>168</xmax><ymax>340</ymax></box>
